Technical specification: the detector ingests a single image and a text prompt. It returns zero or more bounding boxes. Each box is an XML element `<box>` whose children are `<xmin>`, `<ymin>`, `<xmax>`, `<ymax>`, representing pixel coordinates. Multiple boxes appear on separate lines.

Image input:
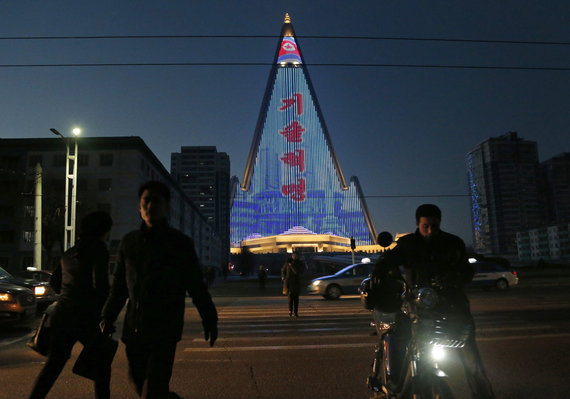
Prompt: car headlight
<box><xmin>415</xmin><ymin>287</ymin><xmax>438</xmax><ymax>309</ymax></box>
<box><xmin>312</xmin><ymin>280</ymin><xmax>322</xmax><ymax>286</ymax></box>
<box><xmin>34</xmin><ymin>286</ymin><xmax>46</xmax><ymax>296</ymax></box>
<box><xmin>0</xmin><ymin>293</ymin><xmax>15</xmax><ymax>303</ymax></box>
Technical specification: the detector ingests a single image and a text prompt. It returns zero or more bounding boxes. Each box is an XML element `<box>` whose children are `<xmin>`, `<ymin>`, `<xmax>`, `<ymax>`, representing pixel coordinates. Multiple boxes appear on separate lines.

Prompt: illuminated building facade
<box><xmin>230</xmin><ymin>14</ymin><xmax>376</xmax><ymax>249</ymax></box>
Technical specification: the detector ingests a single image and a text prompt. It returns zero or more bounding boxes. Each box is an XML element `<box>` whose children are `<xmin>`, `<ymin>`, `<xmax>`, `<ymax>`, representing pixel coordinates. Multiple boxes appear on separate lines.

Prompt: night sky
<box><xmin>1</xmin><ymin>1</ymin><xmax>568</xmax><ymax>245</ymax></box>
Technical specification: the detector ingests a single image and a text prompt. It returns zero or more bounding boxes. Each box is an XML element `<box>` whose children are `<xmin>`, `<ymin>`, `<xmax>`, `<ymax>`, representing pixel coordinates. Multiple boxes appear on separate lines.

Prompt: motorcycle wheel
<box><xmin>420</xmin><ymin>375</ymin><xmax>454</xmax><ymax>399</ymax></box>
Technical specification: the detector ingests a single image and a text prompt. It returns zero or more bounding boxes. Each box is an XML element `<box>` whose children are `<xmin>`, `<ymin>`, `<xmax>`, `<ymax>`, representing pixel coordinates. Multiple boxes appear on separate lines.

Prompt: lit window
<box><xmin>23</xmin><ymin>231</ymin><xmax>34</xmax><ymax>243</ymax></box>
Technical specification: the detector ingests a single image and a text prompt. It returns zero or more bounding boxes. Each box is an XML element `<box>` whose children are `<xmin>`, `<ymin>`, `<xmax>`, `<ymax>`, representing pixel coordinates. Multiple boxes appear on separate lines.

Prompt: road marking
<box><xmin>185</xmin><ymin>333</ymin><xmax>570</xmax><ymax>351</ymax></box>
<box><xmin>479</xmin><ymin>325</ymin><xmax>555</xmax><ymax>332</ymax></box>
<box><xmin>184</xmin><ymin>342</ymin><xmax>374</xmax><ymax>352</ymax></box>
<box><xmin>477</xmin><ymin>332</ymin><xmax>570</xmax><ymax>342</ymax></box>
<box><xmin>222</xmin><ymin>326</ymin><xmax>370</xmax><ymax>334</ymax></box>
<box><xmin>191</xmin><ymin>333</ymin><xmax>374</xmax><ymax>343</ymax></box>
<box><xmin>218</xmin><ymin>310</ymin><xmax>370</xmax><ymax>316</ymax></box>
<box><xmin>222</xmin><ymin>320</ymin><xmax>368</xmax><ymax>328</ymax></box>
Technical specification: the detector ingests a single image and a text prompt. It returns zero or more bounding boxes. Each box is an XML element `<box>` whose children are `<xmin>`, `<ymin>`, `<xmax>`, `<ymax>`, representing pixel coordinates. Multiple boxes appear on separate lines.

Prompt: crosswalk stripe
<box><xmin>184</xmin><ymin>343</ymin><xmax>374</xmax><ymax>352</ymax></box>
<box><xmin>191</xmin><ymin>333</ymin><xmax>374</xmax><ymax>343</ymax></box>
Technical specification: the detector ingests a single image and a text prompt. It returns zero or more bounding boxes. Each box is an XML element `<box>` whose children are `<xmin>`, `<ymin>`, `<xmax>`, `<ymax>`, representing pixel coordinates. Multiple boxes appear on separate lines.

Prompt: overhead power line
<box><xmin>0</xmin><ymin>62</ymin><xmax>568</xmax><ymax>71</ymax></box>
<box><xmin>1</xmin><ymin>34</ymin><xmax>569</xmax><ymax>46</ymax></box>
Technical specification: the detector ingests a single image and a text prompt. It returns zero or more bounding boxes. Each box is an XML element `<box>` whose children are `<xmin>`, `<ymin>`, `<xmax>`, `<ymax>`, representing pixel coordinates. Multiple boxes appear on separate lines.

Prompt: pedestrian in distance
<box><xmin>100</xmin><ymin>181</ymin><xmax>218</xmax><ymax>399</ymax></box>
<box><xmin>29</xmin><ymin>211</ymin><xmax>113</xmax><ymax>399</ymax></box>
<box><xmin>281</xmin><ymin>252</ymin><xmax>305</xmax><ymax>317</ymax></box>
<box><xmin>258</xmin><ymin>265</ymin><xmax>267</xmax><ymax>289</ymax></box>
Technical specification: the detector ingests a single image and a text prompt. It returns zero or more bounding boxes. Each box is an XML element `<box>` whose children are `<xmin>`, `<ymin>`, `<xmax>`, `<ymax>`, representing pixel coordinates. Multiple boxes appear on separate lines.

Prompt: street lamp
<box><xmin>51</xmin><ymin>127</ymin><xmax>81</xmax><ymax>250</ymax></box>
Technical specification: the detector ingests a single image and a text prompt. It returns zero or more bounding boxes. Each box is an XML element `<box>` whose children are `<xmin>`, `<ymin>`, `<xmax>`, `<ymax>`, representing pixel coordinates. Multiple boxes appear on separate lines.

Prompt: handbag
<box><xmin>27</xmin><ymin>311</ymin><xmax>51</xmax><ymax>356</ymax></box>
<box><xmin>282</xmin><ymin>282</ymin><xmax>288</xmax><ymax>295</ymax></box>
<box><xmin>72</xmin><ymin>332</ymin><xmax>118</xmax><ymax>381</ymax></box>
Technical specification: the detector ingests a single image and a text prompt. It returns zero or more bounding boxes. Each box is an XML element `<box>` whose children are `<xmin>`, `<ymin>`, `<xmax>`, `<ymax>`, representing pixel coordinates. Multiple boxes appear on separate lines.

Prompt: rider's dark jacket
<box><xmin>375</xmin><ymin>229</ymin><xmax>473</xmax><ymax>304</ymax></box>
<box><xmin>101</xmin><ymin>222</ymin><xmax>218</xmax><ymax>344</ymax></box>
<box><xmin>373</xmin><ymin>230</ymin><xmax>495</xmax><ymax>398</ymax></box>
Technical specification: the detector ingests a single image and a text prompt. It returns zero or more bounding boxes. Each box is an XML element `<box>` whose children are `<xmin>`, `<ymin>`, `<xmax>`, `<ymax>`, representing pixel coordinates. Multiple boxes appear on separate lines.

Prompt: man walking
<box><xmin>282</xmin><ymin>252</ymin><xmax>305</xmax><ymax>317</ymax></box>
<box><xmin>101</xmin><ymin>181</ymin><xmax>218</xmax><ymax>398</ymax></box>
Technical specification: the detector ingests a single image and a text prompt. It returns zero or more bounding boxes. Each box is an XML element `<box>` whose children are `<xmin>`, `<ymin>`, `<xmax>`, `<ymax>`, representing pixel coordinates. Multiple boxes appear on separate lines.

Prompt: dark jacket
<box><xmin>50</xmin><ymin>238</ymin><xmax>110</xmax><ymax>327</ymax></box>
<box><xmin>375</xmin><ymin>229</ymin><xmax>473</xmax><ymax>302</ymax></box>
<box><xmin>101</xmin><ymin>222</ymin><xmax>218</xmax><ymax>344</ymax></box>
<box><xmin>282</xmin><ymin>259</ymin><xmax>305</xmax><ymax>296</ymax></box>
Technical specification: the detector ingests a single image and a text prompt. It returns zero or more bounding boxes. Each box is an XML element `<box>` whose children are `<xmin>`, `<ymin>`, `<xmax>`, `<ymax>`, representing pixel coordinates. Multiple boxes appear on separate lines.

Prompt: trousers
<box><xmin>29</xmin><ymin>318</ymin><xmax>110</xmax><ymax>399</ymax></box>
<box><xmin>125</xmin><ymin>339</ymin><xmax>178</xmax><ymax>398</ymax></box>
<box><xmin>288</xmin><ymin>293</ymin><xmax>299</xmax><ymax>315</ymax></box>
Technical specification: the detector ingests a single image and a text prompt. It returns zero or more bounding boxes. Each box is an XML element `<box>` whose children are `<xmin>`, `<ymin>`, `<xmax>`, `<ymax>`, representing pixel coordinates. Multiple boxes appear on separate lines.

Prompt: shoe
<box><xmin>289</xmin><ymin>311</ymin><xmax>292</xmax><ymax>316</ymax></box>
<box><xmin>366</xmin><ymin>375</ymin><xmax>383</xmax><ymax>393</ymax></box>
<box><xmin>294</xmin><ymin>312</ymin><xmax>299</xmax><ymax>317</ymax></box>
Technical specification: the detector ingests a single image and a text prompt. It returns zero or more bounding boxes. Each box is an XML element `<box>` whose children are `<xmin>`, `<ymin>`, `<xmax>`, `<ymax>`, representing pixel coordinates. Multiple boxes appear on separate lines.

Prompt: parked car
<box><xmin>0</xmin><ymin>282</ymin><xmax>37</xmax><ymax>324</ymax></box>
<box><xmin>17</xmin><ymin>268</ymin><xmax>52</xmax><ymax>283</ymax></box>
<box><xmin>307</xmin><ymin>260</ymin><xmax>375</xmax><ymax>299</ymax></box>
<box><xmin>470</xmin><ymin>261</ymin><xmax>518</xmax><ymax>290</ymax></box>
<box><xmin>0</xmin><ymin>267</ymin><xmax>56</xmax><ymax>311</ymax></box>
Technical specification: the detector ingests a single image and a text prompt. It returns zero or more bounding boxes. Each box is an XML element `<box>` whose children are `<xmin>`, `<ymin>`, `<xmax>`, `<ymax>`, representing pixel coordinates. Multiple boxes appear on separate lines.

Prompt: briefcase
<box><xmin>72</xmin><ymin>332</ymin><xmax>118</xmax><ymax>381</ymax></box>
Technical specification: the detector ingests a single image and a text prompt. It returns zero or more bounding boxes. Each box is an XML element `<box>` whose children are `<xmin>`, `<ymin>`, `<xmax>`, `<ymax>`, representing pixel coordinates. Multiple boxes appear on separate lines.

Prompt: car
<box><xmin>0</xmin><ymin>267</ymin><xmax>57</xmax><ymax>311</ymax></box>
<box><xmin>0</xmin><ymin>282</ymin><xmax>37</xmax><ymax>324</ymax></box>
<box><xmin>469</xmin><ymin>261</ymin><xmax>518</xmax><ymax>290</ymax></box>
<box><xmin>307</xmin><ymin>260</ymin><xmax>375</xmax><ymax>299</ymax></box>
<box><xmin>17</xmin><ymin>268</ymin><xmax>53</xmax><ymax>283</ymax></box>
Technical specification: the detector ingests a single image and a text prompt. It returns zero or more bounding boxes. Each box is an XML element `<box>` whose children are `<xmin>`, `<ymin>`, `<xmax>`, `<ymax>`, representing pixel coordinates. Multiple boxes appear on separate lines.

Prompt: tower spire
<box><xmin>230</xmin><ymin>14</ymin><xmax>377</xmax><ymax>246</ymax></box>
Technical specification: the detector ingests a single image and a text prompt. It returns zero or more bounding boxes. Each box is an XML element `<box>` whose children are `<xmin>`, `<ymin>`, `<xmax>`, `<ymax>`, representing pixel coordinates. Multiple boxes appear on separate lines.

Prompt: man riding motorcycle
<box><xmin>372</xmin><ymin>204</ymin><xmax>495</xmax><ymax>399</ymax></box>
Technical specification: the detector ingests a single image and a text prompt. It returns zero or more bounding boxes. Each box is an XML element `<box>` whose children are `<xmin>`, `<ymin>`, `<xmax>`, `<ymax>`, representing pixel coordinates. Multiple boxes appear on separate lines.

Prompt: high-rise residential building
<box><xmin>516</xmin><ymin>222</ymin><xmax>570</xmax><ymax>261</ymax></box>
<box><xmin>229</xmin><ymin>14</ymin><xmax>376</xmax><ymax>251</ymax></box>
<box><xmin>541</xmin><ymin>153</ymin><xmax>570</xmax><ymax>222</ymax></box>
<box><xmin>171</xmin><ymin>146</ymin><xmax>230</xmax><ymax>267</ymax></box>
<box><xmin>515</xmin><ymin>153</ymin><xmax>570</xmax><ymax>262</ymax></box>
<box><xmin>0</xmin><ymin>137</ymin><xmax>221</xmax><ymax>275</ymax></box>
<box><xmin>466</xmin><ymin>131</ymin><xmax>542</xmax><ymax>256</ymax></box>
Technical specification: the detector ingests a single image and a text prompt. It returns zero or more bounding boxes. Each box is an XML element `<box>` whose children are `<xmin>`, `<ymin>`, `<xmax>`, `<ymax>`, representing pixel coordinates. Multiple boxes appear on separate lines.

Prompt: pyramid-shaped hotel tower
<box><xmin>230</xmin><ymin>14</ymin><xmax>376</xmax><ymax>248</ymax></box>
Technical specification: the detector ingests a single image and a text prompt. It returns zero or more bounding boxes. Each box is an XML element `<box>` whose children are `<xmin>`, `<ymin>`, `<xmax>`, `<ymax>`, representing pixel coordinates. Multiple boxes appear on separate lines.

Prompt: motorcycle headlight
<box><xmin>415</xmin><ymin>287</ymin><xmax>438</xmax><ymax>309</ymax></box>
<box><xmin>431</xmin><ymin>345</ymin><xmax>446</xmax><ymax>361</ymax></box>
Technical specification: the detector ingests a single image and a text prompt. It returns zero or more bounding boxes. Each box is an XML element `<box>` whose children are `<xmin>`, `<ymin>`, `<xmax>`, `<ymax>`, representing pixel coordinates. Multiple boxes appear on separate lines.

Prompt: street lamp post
<box><xmin>50</xmin><ymin>127</ymin><xmax>81</xmax><ymax>250</ymax></box>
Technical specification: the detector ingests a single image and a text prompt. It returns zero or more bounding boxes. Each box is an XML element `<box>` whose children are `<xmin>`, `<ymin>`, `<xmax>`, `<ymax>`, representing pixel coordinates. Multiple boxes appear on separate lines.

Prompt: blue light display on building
<box><xmin>230</xmin><ymin>15</ymin><xmax>376</xmax><ymax>247</ymax></box>
<box><xmin>467</xmin><ymin>153</ymin><xmax>483</xmax><ymax>249</ymax></box>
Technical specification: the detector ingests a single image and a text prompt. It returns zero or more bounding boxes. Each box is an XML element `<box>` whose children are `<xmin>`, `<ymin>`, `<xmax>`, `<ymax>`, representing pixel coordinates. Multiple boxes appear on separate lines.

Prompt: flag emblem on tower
<box><xmin>277</xmin><ymin>37</ymin><xmax>302</xmax><ymax>64</ymax></box>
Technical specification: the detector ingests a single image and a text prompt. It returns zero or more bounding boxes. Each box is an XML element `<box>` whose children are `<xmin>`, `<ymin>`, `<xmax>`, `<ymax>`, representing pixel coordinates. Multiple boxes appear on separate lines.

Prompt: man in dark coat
<box><xmin>373</xmin><ymin>204</ymin><xmax>494</xmax><ymax>399</ymax></box>
<box><xmin>29</xmin><ymin>211</ymin><xmax>113</xmax><ymax>399</ymax></box>
<box><xmin>282</xmin><ymin>252</ymin><xmax>305</xmax><ymax>317</ymax></box>
<box><xmin>101</xmin><ymin>181</ymin><xmax>218</xmax><ymax>398</ymax></box>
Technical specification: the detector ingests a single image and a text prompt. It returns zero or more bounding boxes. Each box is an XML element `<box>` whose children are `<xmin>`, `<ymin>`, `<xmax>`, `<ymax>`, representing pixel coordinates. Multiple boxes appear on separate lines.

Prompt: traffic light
<box><xmin>350</xmin><ymin>237</ymin><xmax>356</xmax><ymax>250</ymax></box>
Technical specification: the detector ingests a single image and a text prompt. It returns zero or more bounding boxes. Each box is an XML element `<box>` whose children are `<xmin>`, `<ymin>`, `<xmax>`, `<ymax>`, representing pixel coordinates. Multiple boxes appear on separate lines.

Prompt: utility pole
<box><xmin>51</xmin><ymin>128</ymin><xmax>80</xmax><ymax>250</ymax></box>
<box><xmin>33</xmin><ymin>163</ymin><xmax>42</xmax><ymax>270</ymax></box>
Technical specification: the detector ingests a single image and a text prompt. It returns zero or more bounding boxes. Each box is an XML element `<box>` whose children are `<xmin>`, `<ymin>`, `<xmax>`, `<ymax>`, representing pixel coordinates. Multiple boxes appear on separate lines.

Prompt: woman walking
<box><xmin>29</xmin><ymin>211</ymin><xmax>113</xmax><ymax>399</ymax></box>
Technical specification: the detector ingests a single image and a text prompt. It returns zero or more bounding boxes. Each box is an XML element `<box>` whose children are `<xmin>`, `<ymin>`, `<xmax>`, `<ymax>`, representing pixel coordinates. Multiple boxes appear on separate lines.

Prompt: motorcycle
<box><xmin>361</xmin><ymin>233</ymin><xmax>472</xmax><ymax>399</ymax></box>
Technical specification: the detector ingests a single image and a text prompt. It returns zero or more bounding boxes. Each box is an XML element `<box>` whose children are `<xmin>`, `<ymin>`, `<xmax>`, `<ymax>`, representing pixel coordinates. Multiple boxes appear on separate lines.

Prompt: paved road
<box><xmin>1</xmin><ymin>278</ymin><xmax>569</xmax><ymax>398</ymax></box>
